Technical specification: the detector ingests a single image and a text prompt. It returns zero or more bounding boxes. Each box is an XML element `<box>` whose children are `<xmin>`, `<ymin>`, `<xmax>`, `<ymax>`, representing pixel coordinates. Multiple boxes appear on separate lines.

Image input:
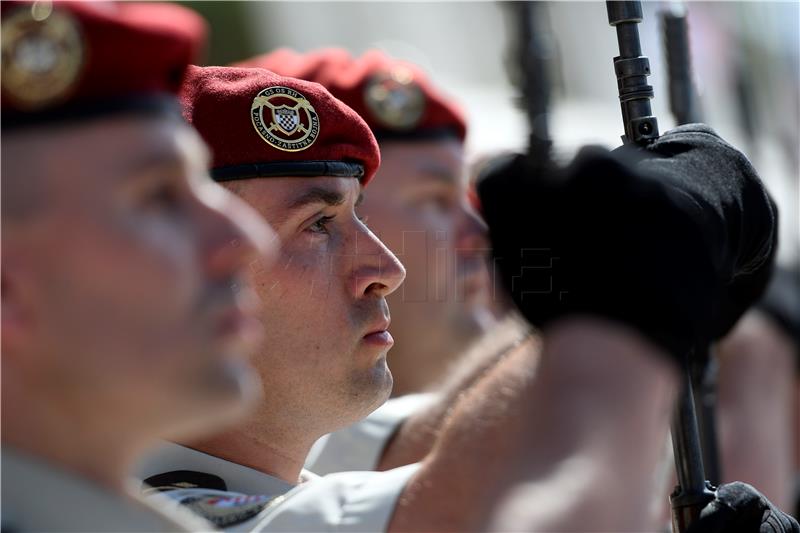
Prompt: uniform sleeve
<box><xmin>251</xmin><ymin>464</ymin><xmax>421</xmax><ymax>532</ymax></box>
<box><xmin>305</xmin><ymin>393</ymin><xmax>438</xmax><ymax>475</ymax></box>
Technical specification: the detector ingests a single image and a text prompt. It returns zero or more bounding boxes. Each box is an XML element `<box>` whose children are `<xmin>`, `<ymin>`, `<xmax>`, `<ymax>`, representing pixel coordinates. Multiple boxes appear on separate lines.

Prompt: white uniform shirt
<box><xmin>305</xmin><ymin>393</ymin><xmax>437</xmax><ymax>475</ymax></box>
<box><xmin>136</xmin><ymin>442</ymin><xmax>420</xmax><ymax>532</ymax></box>
<box><xmin>1</xmin><ymin>447</ymin><xmax>212</xmax><ymax>532</ymax></box>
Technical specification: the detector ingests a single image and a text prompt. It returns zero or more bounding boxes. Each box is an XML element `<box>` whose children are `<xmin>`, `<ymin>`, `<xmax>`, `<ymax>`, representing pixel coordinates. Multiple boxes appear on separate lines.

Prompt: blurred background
<box><xmin>182</xmin><ymin>1</ymin><xmax>799</xmax><ymax>266</ymax></box>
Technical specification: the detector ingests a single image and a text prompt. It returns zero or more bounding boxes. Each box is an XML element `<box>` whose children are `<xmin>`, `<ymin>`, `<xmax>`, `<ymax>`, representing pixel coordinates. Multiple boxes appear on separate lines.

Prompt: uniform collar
<box><xmin>2</xmin><ymin>446</ymin><xmax>206</xmax><ymax>532</ymax></box>
<box><xmin>134</xmin><ymin>441</ymin><xmax>318</xmax><ymax>497</ymax></box>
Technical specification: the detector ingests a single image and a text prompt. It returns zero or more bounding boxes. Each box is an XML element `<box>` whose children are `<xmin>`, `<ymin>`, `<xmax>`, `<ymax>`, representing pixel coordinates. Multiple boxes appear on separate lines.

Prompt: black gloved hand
<box><xmin>477</xmin><ymin>124</ymin><xmax>777</xmax><ymax>364</ymax></box>
<box><xmin>686</xmin><ymin>482</ymin><xmax>799</xmax><ymax>533</ymax></box>
<box><xmin>632</xmin><ymin>124</ymin><xmax>778</xmax><ymax>341</ymax></box>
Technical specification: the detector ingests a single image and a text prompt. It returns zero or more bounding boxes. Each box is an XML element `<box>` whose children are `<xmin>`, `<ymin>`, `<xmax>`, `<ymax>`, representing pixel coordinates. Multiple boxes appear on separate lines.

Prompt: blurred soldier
<box><xmin>1</xmin><ymin>2</ymin><xmax>276</xmax><ymax>531</ymax></box>
<box><xmin>237</xmin><ymin>48</ymin><xmax>529</xmax><ymax>475</ymax></box>
<box><xmin>717</xmin><ymin>263</ymin><xmax>800</xmax><ymax>512</ymax></box>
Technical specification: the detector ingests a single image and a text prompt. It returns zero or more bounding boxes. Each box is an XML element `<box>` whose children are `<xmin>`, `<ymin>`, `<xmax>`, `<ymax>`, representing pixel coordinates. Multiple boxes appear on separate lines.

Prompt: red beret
<box><xmin>234</xmin><ymin>48</ymin><xmax>467</xmax><ymax>142</ymax></box>
<box><xmin>179</xmin><ymin>65</ymin><xmax>381</xmax><ymax>186</ymax></box>
<box><xmin>1</xmin><ymin>1</ymin><xmax>206</xmax><ymax>129</ymax></box>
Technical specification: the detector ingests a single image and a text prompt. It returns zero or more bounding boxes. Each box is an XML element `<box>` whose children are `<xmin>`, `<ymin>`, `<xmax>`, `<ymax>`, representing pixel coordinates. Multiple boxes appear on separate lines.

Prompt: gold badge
<box><xmin>364</xmin><ymin>66</ymin><xmax>426</xmax><ymax>130</ymax></box>
<box><xmin>251</xmin><ymin>86</ymin><xmax>320</xmax><ymax>152</ymax></box>
<box><xmin>1</xmin><ymin>4</ymin><xmax>84</xmax><ymax>109</ymax></box>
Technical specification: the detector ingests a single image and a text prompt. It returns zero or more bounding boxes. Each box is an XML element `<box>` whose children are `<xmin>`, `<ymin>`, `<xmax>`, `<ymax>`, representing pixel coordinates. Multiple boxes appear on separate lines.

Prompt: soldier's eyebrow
<box><xmin>120</xmin><ymin>127</ymin><xmax>211</xmax><ymax>179</ymax></box>
<box><xmin>286</xmin><ymin>187</ymin><xmax>345</xmax><ymax>211</ymax></box>
<box><xmin>123</xmin><ymin>150</ymin><xmax>185</xmax><ymax>176</ymax></box>
<box><xmin>271</xmin><ymin>185</ymin><xmax>360</xmax><ymax>228</ymax></box>
<box><xmin>415</xmin><ymin>161</ymin><xmax>460</xmax><ymax>185</ymax></box>
<box><xmin>119</xmin><ymin>153</ymin><xmax>187</xmax><ymax>190</ymax></box>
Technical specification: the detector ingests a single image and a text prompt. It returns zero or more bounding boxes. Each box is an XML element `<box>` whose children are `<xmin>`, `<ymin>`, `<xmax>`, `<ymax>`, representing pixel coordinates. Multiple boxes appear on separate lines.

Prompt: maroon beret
<box><xmin>179</xmin><ymin>65</ymin><xmax>381</xmax><ymax>186</ymax></box>
<box><xmin>1</xmin><ymin>1</ymin><xmax>206</xmax><ymax>129</ymax></box>
<box><xmin>234</xmin><ymin>48</ymin><xmax>467</xmax><ymax>142</ymax></box>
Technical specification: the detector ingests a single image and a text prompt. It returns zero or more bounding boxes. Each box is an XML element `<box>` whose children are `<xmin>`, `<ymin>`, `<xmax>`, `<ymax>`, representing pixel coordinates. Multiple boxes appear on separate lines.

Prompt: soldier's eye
<box><xmin>308</xmin><ymin>215</ymin><xmax>335</xmax><ymax>235</ymax></box>
<box><xmin>151</xmin><ymin>186</ymin><xmax>178</xmax><ymax>207</ymax></box>
<box><xmin>417</xmin><ymin>193</ymin><xmax>456</xmax><ymax>214</ymax></box>
<box><xmin>139</xmin><ymin>179</ymin><xmax>181</xmax><ymax>212</ymax></box>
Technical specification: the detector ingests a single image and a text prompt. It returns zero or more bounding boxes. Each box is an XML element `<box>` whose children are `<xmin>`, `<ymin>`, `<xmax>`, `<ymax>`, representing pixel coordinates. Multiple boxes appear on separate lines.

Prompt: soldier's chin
<box><xmin>161</xmin><ymin>359</ymin><xmax>263</xmax><ymax>442</ymax></box>
<box><xmin>365</xmin><ymin>359</ymin><xmax>393</xmax><ymax>412</ymax></box>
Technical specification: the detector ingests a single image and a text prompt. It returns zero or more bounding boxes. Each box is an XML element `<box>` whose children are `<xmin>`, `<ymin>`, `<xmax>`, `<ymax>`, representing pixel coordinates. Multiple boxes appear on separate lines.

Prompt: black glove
<box><xmin>477</xmin><ymin>124</ymin><xmax>777</xmax><ymax>364</ymax></box>
<box><xmin>686</xmin><ymin>482</ymin><xmax>799</xmax><ymax>533</ymax></box>
<box><xmin>632</xmin><ymin>124</ymin><xmax>778</xmax><ymax>341</ymax></box>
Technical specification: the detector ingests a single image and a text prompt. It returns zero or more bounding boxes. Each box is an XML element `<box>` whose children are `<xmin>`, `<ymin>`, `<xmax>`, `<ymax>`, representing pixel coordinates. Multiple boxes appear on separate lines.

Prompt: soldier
<box><xmin>717</xmin><ymin>263</ymin><xmax>800</xmax><ymax>512</ymax></box>
<box><xmin>136</xmin><ymin>64</ymin><xmax>409</xmax><ymax>530</ymax></box>
<box><xmin>236</xmin><ymin>48</ymin><xmax>530</xmax><ymax>475</ymax></box>
<box><xmin>1</xmin><ymin>2</ymin><xmax>276</xmax><ymax>530</ymax></box>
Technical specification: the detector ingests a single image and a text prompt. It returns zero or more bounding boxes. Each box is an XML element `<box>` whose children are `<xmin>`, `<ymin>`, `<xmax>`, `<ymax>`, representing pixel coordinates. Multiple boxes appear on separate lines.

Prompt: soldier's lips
<box><xmin>459</xmin><ymin>272</ymin><xmax>486</xmax><ymax>301</ymax></box>
<box><xmin>362</xmin><ymin>330</ymin><xmax>394</xmax><ymax>347</ymax></box>
<box><xmin>362</xmin><ymin>317</ymin><xmax>393</xmax><ymax>347</ymax></box>
<box><xmin>458</xmin><ymin>263</ymin><xmax>488</xmax><ymax>302</ymax></box>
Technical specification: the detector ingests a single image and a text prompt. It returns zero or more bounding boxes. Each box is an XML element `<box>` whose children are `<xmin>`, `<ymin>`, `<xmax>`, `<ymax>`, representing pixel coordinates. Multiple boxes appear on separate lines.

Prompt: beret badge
<box><xmin>251</xmin><ymin>85</ymin><xmax>320</xmax><ymax>152</ymax></box>
<box><xmin>1</xmin><ymin>5</ymin><xmax>84</xmax><ymax>110</ymax></box>
<box><xmin>363</xmin><ymin>65</ymin><xmax>426</xmax><ymax>131</ymax></box>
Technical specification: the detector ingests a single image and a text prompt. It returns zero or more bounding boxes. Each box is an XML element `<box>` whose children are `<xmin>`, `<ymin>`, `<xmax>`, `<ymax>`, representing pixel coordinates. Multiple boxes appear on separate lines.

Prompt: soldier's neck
<box><xmin>185</xmin><ymin>428</ymin><xmax>317</xmax><ymax>485</ymax></box>
<box><xmin>2</xmin><ymin>379</ymin><xmax>137</xmax><ymax>493</ymax></box>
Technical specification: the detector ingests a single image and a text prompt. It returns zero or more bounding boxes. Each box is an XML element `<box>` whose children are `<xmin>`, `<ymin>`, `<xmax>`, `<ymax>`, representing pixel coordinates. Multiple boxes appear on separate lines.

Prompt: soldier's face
<box><xmin>354</xmin><ymin>138</ymin><xmax>493</xmax><ymax>388</ymax></box>
<box><xmin>227</xmin><ymin>176</ymin><xmax>406</xmax><ymax>433</ymax></box>
<box><xmin>1</xmin><ymin>115</ymin><xmax>277</xmax><ymax>442</ymax></box>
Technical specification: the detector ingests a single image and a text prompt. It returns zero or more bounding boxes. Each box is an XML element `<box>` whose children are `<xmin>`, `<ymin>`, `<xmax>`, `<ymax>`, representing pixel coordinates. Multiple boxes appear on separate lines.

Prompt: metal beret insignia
<box><xmin>364</xmin><ymin>65</ymin><xmax>426</xmax><ymax>130</ymax></box>
<box><xmin>251</xmin><ymin>86</ymin><xmax>320</xmax><ymax>152</ymax></box>
<box><xmin>1</xmin><ymin>4</ymin><xmax>84</xmax><ymax>109</ymax></box>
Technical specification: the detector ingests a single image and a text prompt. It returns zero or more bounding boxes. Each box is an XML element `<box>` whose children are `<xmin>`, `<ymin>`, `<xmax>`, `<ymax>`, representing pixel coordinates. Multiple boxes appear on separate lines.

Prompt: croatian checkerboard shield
<box><xmin>273</xmin><ymin>106</ymin><xmax>300</xmax><ymax>135</ymax></box>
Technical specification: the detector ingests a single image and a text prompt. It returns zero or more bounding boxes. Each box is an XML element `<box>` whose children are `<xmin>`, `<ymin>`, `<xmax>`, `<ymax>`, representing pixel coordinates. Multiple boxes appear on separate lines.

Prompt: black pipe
<box><xmin>606</xmin><ymin>1</ymin><xmax>659</xmax><ymax>145</ymax></box>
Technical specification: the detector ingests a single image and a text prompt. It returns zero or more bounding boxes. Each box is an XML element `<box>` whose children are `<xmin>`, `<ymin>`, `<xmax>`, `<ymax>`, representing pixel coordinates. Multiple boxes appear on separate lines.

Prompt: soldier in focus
<box><xmin>137</xmin><ymin>64</ymin><xmax>409</xmax><ymax>531</ymax></box>
<box><xmin>237</xmin><ymin>48</ymin><xmax>532</xmax><ymax>475</ymax></box>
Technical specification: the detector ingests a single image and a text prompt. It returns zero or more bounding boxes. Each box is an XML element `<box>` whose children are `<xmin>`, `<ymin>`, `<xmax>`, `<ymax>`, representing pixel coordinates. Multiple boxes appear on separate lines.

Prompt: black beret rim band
<box><xmin>1</xmin><ymin>94</ymin><xmax>182</xmax><ymax>130</ymax></box>
<box><xmin>211</xmin><ymin>161</ymin><xmax>365</xmax><ymax>182</ymax></box>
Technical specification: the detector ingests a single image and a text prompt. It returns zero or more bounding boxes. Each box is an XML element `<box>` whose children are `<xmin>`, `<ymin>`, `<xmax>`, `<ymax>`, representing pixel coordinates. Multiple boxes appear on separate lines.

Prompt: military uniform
<box><xmin>305</xmin><ymin>393</ymin><xmax>437</xmax><ymax>475</ymax></box>
<box><xmin>2</xmin><ymin>448</ymin><xmax>212</xmax><ymax>532</ymax></box>
<box><xmin>137</xmin><ymin>442</ymin><xmax>420</xmax><ymax>532</ymax></box>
